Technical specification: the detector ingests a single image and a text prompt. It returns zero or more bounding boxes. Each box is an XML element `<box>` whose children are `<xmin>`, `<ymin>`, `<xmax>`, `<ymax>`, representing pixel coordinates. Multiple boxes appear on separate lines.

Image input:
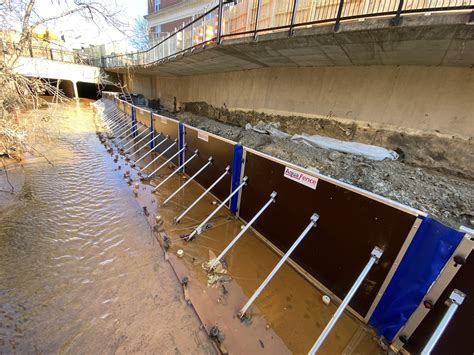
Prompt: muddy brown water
<box><xmin>0</xmin><ymin>100</ymin><xmax>214</xmax><ymax>354</ymax></box>
<box><xmin>0</xmin><ymin>100</ymin><xmax>383</xmax><ymax>354</ymax></box>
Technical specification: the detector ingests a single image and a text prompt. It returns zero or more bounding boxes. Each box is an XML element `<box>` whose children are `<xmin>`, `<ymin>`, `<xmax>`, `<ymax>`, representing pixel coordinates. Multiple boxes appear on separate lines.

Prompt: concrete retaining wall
<box><xmin>123</xmin><ymin>65</ymin><xmax>473</xmax><ymax>177</ymax></box>
<box><xmin>153</xmin><ymin>65</ymin><xmax>473</xmax><ymax>138</ymax></box>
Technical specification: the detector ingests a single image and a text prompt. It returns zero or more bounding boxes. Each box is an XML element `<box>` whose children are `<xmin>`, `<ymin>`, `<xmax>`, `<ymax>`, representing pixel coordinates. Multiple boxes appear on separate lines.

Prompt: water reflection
<box><xmin>0</xmin><ymin>100</ymin><xmax>213</xmax><ymax>354</ymax></box>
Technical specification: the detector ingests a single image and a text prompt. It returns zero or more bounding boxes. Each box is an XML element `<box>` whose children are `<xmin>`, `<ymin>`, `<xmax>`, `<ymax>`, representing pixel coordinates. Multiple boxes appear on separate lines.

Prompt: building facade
<box><xmin>146</xmin><ymin>0</ymin><xmax>215</xmax><ymax>44</ymax></box>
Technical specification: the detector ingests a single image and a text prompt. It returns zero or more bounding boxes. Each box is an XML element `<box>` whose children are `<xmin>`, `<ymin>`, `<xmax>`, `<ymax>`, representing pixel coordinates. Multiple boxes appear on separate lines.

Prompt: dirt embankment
<box><xmin>176</xmin><ymin>111</ymin><xmax>473</xmax><ymax>229</ymax></box>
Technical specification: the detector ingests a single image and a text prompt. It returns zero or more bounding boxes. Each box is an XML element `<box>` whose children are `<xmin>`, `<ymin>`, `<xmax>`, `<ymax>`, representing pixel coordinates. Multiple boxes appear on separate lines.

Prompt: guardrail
<box><xmin>1</xmin><ymin>40</ymin><xmax>86</xmax><ymax>65</ymax></box>
<box><xmin>91</xmin><ymin>0</ymin><xmax>473</xmax><ymax>68</ymax></box>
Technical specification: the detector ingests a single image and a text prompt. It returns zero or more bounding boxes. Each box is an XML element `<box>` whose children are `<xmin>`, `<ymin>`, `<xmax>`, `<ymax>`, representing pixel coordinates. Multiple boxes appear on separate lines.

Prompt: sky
<box><xmin>34</xmin><ymin>0</ymin><xmax>148</xmax><ymax>49</ymax></box>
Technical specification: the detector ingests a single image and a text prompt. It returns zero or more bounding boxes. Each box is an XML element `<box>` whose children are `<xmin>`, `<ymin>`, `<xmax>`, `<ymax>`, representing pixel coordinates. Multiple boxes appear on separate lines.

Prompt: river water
<box><xmin>0</xmin><ymin>100</ymin><xmax>214</xmax><ymax>353</ymax></box>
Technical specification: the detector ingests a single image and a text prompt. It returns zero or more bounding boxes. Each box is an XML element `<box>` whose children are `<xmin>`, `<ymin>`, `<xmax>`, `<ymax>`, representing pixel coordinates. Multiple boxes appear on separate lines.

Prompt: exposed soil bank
<box><xmin>185</xmin><ymin>102</ymin><xmax>473</xmax><ymax>180</ymax></box>
<box><xmin>175</xmin><ymin>109</ymin><xmax>473</xmax><ymax>229</ymax></box>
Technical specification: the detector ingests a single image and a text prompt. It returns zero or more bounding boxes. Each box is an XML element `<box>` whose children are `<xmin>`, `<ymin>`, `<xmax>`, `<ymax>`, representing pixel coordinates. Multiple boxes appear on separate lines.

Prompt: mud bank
<box><xmin>175</xmin><ymin>110</ymin><xmax>473</xmax><ymax>229</ymax></box>
<box><xmin>185</xmin><ymin>102</ymin><xmax>473</xmax><ymax>180</ymax></box>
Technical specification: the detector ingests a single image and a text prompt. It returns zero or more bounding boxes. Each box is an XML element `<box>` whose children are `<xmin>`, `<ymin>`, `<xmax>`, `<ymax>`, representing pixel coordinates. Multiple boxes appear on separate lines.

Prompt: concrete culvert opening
<box><xmin>76</xmin><ymin>82</ymin><xmax>100</xmax><ymax>99</ymax></box>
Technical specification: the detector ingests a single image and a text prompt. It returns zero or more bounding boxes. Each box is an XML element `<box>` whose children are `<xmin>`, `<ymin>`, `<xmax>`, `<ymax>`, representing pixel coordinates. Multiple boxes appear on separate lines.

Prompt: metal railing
<box><xmin>1</xmin><ymin>40</ymin><xmax>86</xmax><ymax>64</ymax></box>
<box><xmin>91</xmin><ymin>0</ymin><xmax>474</xmax><ymax>68</ymax></box>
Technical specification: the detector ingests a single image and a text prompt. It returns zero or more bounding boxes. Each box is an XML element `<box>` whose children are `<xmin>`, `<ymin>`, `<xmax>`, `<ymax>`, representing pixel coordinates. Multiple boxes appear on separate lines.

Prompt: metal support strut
<box><xmin>103</xmin><ymin>107</ymin><xmax>122</xmax><ymax>120</ymax></box>
<box><xmin>208</xmin><ymin>191</ymin><xmax>277</xmax><ymax>271</ymax></box>
<box><xmin>102</xmin><ymin>112</ymin><xmax>122</xmax><ymax>127</ymax></box>
<box><xmin>152</xmin><ymin>150</ymin><xmax>199</xmax><ymax>192</ymax></box>
<box><xmin>116</xmin><ymin>125</ymin><xmax>142</xmax><ymax>146</ymax></box>
<box><xmin>134</xmin><ymin>135</ymin><xmax>167</xmax><ymax>165</ymax></box>
<box><xmin>239</xmin><ymin>213</ymin><xmax>320</xmax><ymax>318</ymax></box>
<box><xmin>124</xmin><ymin>131</ymin><xmax>153</xmax><ymax>153</ymax></box>
<box><xmin>421</xmin><ymin>289</ymin><xmax>466</xmax><ymax>355</ymax></box>
<box><xmin>186</xmin><ymin>176</ymin><xmax>248</xmax><ymax>241</ymax></box>
<box><xmin>129</xmin><ymin>133</ymin><xmax>161</xmax><ymax>158</ymax></box>
<box><xmin>161</xmin><ymin>157</ymin><xmax>213</xmax><ymax>207</ymax></box>
<box><xmin>122</xmin><ymin>127</ymin><xmax>149</xmax><ymax>149</ymax></box>
<box><xmin>146</xmin><ymin>145</ymin><xmax>187</xmax><ymax>179</ymax></box>
<box><xmin>106</xmin><ymin>116</ymin><xmax>128</xmax><ymax>131</ymax></box>
<box><xmin>141</xmin><ymin>140</ymin><xmax>177</xmax><ymax>172</ymax></box>
<box><xmin>111</xmin><ymin>120</ymin><xmax>132</xmax><ymax>137</ymax></box>
<box><xmin>174</xmin><ymin>166</ymin><xmax>230</xmax><ymax>224</ymax></box>
<box><xmin>101</xmin><ymin>107</ymin><xmax>119</xmax><ymax>119</ymax></box>
<box><xmin>308</xmin><ymin>246</ymin><xmax>383</xmax><ymax>354</ymax></box>
<box><xmin>108</xmin><ymin>118</ymin><xmax>129</xmax><ymax>131</ymax></box>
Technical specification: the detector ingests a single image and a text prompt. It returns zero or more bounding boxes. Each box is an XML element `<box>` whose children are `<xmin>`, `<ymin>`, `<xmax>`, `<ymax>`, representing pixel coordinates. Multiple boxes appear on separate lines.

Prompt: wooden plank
<box><xmin>239</xmin><ymin>151</ymin><xmax>417</xmax><ymax>317</ymax></box>
<box><xmin>182</xmin><ymin>125</ymin><xmax>234</xmax><ymax>202</ymax></box>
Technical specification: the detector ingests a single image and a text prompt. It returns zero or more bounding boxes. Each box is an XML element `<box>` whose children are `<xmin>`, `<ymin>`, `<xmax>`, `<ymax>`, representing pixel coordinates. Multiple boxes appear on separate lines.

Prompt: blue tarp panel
<box><xmin>150</xmin><ymin>112</ymin><xmax>155</xmax><ymax>149</ymax></box>
<box><xmin>178</xmin><ymin>122</ymin><xmax>184</xmax><ymax>167</ymax></box>
<box><xmin>131</xmin><ymin>107</ymin><xmax>137</xmax><ymax>138</ymax></box>
<box><xmin>369</xmin><ymin>217</ymin><xmax>464</xmax><ymax>341</ymax></box>
<box><xmin>230</xmin><ymin>144</ymin><xmax>243</xmax><ymax>214</ymax></box>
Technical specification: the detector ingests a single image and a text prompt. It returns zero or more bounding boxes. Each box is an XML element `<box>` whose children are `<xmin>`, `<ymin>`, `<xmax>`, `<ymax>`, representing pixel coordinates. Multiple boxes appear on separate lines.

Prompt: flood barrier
<box><xmin>96</xmin><ymin>92</ymin><xmax>472</xmax><ymax>354</ymax></box>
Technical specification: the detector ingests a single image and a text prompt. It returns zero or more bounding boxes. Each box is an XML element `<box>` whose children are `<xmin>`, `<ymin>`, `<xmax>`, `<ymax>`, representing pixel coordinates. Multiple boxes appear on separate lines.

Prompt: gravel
<box><xmin>178</xmin><ymin>111</ymin><xmax>473</xmax><ymax>229</ymax></box>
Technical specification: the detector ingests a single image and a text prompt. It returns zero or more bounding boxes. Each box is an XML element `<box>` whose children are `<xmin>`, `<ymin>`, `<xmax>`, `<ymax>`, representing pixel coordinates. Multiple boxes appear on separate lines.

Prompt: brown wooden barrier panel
<box><xmin>152</xmin><ymin>114</ymin><xmax>180</xmax><ymax>166</ymax></box>
<box><xmin>183</xmin><ymin>126</ymin><xmax>234</xmax><ymax>202</ymax></box>
<box><xmin>135</xmin><ymin>107</ymin><xmax>151</xmax><ymax>127</ymax></box>
<box><xmin>404</xmin><ymin>252</ymin><xmax>472</xmax><ymax>354</ymax></box>
<box><xmin>125</xmin><ymin>103</ymin><xmax>132</xmax><ymax>117</ymax></box>
<box><xmin>116</xmin><ymin>99</ymin><xmax>123</xmax><ymax>111</ymax></box>
<box><xmin>239</xmin><ymin>150</ymin><xmax>417</xmax><ymax>318</ymax></box>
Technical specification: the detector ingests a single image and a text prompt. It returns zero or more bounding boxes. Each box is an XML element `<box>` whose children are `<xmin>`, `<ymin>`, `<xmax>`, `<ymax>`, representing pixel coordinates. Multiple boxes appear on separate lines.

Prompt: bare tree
<box><xmin>0</xmin><ymin>0</ymin><xmax>126</xmax><ymax>159</ymax></box>
<box><xmin>129</xmin><ymin>16</ymin><xmax>150</xmax><ymax>51</ymax></box>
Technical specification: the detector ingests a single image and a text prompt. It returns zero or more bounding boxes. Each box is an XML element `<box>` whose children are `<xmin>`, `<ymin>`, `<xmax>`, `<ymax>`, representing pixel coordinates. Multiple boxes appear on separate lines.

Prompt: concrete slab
<box><xmin>106</xmin><ymin>12</ymin><xmax>473</xmax><ymax>78</ymax></box>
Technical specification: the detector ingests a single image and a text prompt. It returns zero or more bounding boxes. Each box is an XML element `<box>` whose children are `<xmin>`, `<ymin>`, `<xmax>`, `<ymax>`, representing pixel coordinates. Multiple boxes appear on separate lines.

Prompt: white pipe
<box><xmin>421</xmin><ymin>289</ymin><xmax>465</xmax><ymax>355</ymax></box>
<box><xmin>174</xmin><ymin>166</ymin><xmax>230</xmax><ymax>224</ymax></box>
<box><xmin>105</xmin><ymin>113</ymin><xmax>127</xmax><ymax>129</ymax></box>
<box><xmin>134</xmin><ymin>135</ymin><xmax>168</xmax><ymax>165</ymax></box>
<box><xmin>161</xmin><ymin>157</ymin><xmax>212</xmax><ymax>207</ymax></box>
<box><xmin>239</xmin><ymin>213</ymin><xmax>320</xmax><ymax>318</ymax></box>
<box><xmin>308</xmin><ymin>246</ymin><xmax>383</xmax><ymax>354</ymax></box>
<box><xmin>208</xmin><ymin>191</ymin><xmax>277</xmax><ymax>270</ymax></box>
<box><xmin>129</xmin><ymin>133</ymin><xmax>161</xmax><ymax>157</ymax></box>
<box><xmin>124</xmin><ymin>131</ymin><xmax>153</xmax><ymax>153</ymax></box>
<box><xmin>111</xmin><ymin>121</ymin><xmax>132</xmax><ymax>138</ymax></box>
<box><xmin>141</xmin><ymin>140</ymin><xmax>177</xmax><ymax>171</ymax></box>
<box><xmin>106</xmin><ymin>116</ymin><xmax>127</xmax><ymax>131</ymax></box>
<box><xmin>122</xmin><ymin>127</ymin><xmax>148</xmax><ymax>148</ymax></box>
<box><xmin>152</xmin><ymin>150</ymin><xmax>198</xmax><ymax>191</ymax></box>
<box><xmin>186</xmin><ymin>177</ymin><xmax>248</xmax><ymax>241</ymax></box>
<box><xmin>115</xmin><ymin>126</ymin><xmax>139</xmax><ymax>145</ymax></box>
<box><xmin>146</xmin><ymin>145</ymin><xmax>186</xmax><ymax>179</ymax></box>
<box><xmin>102</xmin><ymin>111</ymin><xmax>121</xmax><ymax>126</ymax></box>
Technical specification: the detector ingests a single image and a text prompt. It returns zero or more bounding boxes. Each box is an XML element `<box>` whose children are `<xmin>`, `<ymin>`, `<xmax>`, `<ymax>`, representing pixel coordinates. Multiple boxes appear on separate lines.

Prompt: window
<box><xmin>154</xmin><ymin>0</ymin><xmax>160</xmax><ymax>12</ymax></box>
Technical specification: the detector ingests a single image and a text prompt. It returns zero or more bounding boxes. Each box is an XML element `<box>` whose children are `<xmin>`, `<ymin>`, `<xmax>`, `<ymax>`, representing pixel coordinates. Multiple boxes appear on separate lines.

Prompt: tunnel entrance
<box><xmin>76</xmin><ymin>82</ymin><xmax>99</xmax><ymax>99</ymax></box>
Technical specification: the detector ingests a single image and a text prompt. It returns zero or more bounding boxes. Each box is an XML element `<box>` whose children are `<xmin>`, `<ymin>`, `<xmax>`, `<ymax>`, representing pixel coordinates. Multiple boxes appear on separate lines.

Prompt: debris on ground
<box><xmin>204</xmin><ymin>250</ymin><xmax>231</xmax><ymax>286</ymax></box>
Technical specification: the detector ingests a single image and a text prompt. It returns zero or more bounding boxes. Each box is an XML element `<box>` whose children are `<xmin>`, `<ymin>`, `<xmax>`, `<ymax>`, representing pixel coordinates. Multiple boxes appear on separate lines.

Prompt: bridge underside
<box><xmin>108</xmin><ymin>12</ymin><xmax>473</xmax><ymax>77</ymax></box>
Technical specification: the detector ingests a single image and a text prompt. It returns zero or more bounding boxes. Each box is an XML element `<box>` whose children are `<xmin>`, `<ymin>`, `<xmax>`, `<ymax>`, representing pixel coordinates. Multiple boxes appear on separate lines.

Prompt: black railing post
<box><xmin>289</xmin><ymin>0</ymin><xmax>299</xmax><ymax>37</ymax></box>
<box><xmin>254</xmin><ymin>0</ymin><xmax>262</xmax><ymax>41</ymax></box>
<box><xmin>334</xmin><ymin>0</ymin><xmax>344</xmax><ymax>32</ymax></box>
<box><xmin>390</xmin><ymin>0</ymin><xmax>404</xmax><ymax>26</ymax></box>
<box><xmin>217</xmin><ymin>0</ymin><xmax>224</xmax><ymax>44</ymax></box>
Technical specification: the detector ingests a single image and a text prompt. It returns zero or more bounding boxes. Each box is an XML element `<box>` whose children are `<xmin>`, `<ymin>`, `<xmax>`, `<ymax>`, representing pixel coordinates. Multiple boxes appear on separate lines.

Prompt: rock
<box><xmin>328</xmin><ymin>151</ymin><xmax>341</xmax><ymax>161</ymax></box>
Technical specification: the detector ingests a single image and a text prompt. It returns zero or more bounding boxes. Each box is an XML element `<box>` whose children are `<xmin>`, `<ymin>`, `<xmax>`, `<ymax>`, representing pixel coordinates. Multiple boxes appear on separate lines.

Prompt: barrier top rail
<box><xmin>90</xmin><ymin>0</ymin><xmax>474</xmax><ymax>68</ymax></box>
